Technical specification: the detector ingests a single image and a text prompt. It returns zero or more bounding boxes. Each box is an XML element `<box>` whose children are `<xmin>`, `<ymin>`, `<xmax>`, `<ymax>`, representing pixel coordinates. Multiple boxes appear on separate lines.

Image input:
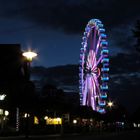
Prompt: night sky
<box><xmin>0</xmin><ymin>0</ymin><xmax>140</xmax><ymax>67</ymax></box>
<box><xmin>0</xmin><ymin>0</ymin><xmax>140</xmax><ymax>114</ymax></box>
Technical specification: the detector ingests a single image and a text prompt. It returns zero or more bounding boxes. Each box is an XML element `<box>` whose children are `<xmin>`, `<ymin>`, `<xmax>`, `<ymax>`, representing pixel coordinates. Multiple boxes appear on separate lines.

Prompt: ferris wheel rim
<box><xmin>79</xmin><ymin>19</ymin><xmax>109</xmax><ymax>113</ymax></box>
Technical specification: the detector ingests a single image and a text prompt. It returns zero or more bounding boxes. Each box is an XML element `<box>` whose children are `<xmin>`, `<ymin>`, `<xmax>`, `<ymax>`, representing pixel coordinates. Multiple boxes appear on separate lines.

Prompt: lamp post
<box><xmin>22</xmin><ymin>50</ymin><xmax>37</xmax><ymax>138</ymax></box>
<box><xmin>22</xmin><ymin>50</ymin><xmax>37</xmax><ymax>80</ymax></box>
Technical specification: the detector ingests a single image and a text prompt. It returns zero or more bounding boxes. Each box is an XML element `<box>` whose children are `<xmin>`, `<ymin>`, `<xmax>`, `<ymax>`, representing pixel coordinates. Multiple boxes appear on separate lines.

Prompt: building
<box><xmin>0</xmin><ymin>44</ymin><xmax>25</xmax><ymax>85</ymax></box>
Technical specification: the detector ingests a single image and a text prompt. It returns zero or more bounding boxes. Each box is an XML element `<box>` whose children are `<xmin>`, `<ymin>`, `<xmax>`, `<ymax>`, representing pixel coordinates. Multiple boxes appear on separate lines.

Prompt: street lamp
<box><xmin>22</xmin><ymin>50</ymin><xmax>37</xmax><ymax>138</ymax></box>
<box><xmin>4</xmin><ymin>110</ymin><xmax>9</xmax><ymax>116</ymax></box>
<box><xmin>73</xmin><ymin>119</ymin><xmax>77</xmax><ymax>124</ymax></box>
<box><xmin>107</xmin><ymin>101</ymin><xmax>114</xmax><ymax>108</ymax></box>
<box><xmin>22</xmin><ymin>51</ymin><xmax>37</xmax><ymax>62</ymax></box>
<box><xmin>22</xmin><ymin>50</ymin><xmax>37</xmax><ymax>80</ymax></box>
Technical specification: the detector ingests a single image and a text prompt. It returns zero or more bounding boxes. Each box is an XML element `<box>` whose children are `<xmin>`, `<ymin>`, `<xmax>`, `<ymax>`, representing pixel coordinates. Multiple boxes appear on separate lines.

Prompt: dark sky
<box><xmin>0</xmin><ymin>0</ymin><xmax>140</xmax><ymax>113</ymax></box>
<box><xmin>0</xmin><ymin>0</ymin><xmax>140</xmax><ymax>67</ymax></box>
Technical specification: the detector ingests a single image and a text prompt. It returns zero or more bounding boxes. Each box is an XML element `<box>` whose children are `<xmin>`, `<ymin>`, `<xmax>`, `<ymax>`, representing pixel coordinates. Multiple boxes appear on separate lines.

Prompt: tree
<box><xmin>40</xmin><ymin>84</ymin><xmax>66</xmax><ymax>112</ymax></box>
<box><xmin>104</xmin><ymin>103</ymin><xmax>128</xmax><ymax>123</ymax></box>
<box><xmin>133</xmin><ymin>20</ymin><xmax>140</xmax><ymax>52</ymax></box>
<box><xmin>131</xmin><ymin>106</ymin><xmax>140</xmax><ymax>123</ymax></box>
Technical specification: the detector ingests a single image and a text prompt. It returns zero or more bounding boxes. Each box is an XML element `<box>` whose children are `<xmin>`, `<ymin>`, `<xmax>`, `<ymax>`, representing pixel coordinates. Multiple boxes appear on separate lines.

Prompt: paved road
<box><xmin>0</xmin><ymin>130</ymin><xmax>140</xmax><ymax>140</ymax></box>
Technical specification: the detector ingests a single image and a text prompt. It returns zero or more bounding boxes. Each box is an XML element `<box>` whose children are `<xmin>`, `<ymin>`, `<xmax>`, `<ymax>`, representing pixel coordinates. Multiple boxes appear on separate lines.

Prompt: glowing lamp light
<box><xmin>24</xmin><ymin>113</ymin><xmax>30</xmax><ymax>118</ymax></box>
<box><xmin>107</xmin><ymin>101</ymin><xmax>113</xmax><ymax>108</ymax></box>
<box><xmin>22</xmin><ymin>51</ymin><xmax>37</xmax><ymax>61</ymax></box>
<box><xmin>34</xmin><ymin>116</ymin><xmax>39</xmax><ymax>124</ymax></box>
<box><xmin>44</xmin><ymin>116</ymin><xmax>48</xmax><ymax>120</ymax></box>
<box><xmin>45</xmin><ymin>117</ymin><xmax>62</xmax><ymax>125</ymax></box>
<box><xmin>0</xmin><ymin>94</ymin><xmax>6</xmax><ymax>100</ymax></box>
<box><xmin>4</xmin><ymin>110</ymin><xmax>9</xmax><ymax>116</ymax></box>
<box><xmin>73</xmin><ymin>119</ymin><xmax>77</xmax><ymax>124</ymax></box>
<box><xmin>24</xmin><ymin>113</ymin><xmax>27</xmax><ymax>118</ymax></box>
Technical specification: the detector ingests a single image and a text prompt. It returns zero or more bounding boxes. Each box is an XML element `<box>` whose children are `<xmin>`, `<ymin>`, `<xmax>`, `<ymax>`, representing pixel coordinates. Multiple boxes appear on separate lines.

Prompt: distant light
<box><xmin>0</xmin><ymin>109</ymin><xmax>4</xmax><ymax>115</ymax></box>
<box><xmin>56</xmin><ymin>118</ymin><xmax>61</xmax><ymax>122</ymax></box>
<box><xmin>133</xmin><ymin>123</ymin><xmax>137</xmax><ymax>127</ymax></box>
<box><xmin>107</xmin><ymin>101</ymin><xmax>113</xmax><ymax>107</ymax></box>
<box><xmin>0</xmin><ymin>94</ymin><xmax>6</xmax><ymax>100</ymax></box>
<box><xmin>24</xmin><ymin>113</ymin><xmax>27</xmax><ymax>118</ymax></box>
<box><xmin>24</xmin><ymin>113</ymin><xmax>30</xmax><ymax>118</ymax></box>
<box><xmin>44</xmin><ymin>116</ymin><xmax>48</xmax><ymax>120</ymax></box>
<box><xmin>122</xmin><ymin>122</ymin><xmax>124</xmax><ymax>126</ymax></box>
<box><xmin>4</xmin><ymin>110</ymin><xmax>9</xmax><ymax>116</ymax></box>
<box><xmin>73</xmin><ymin>119</ymin><xmax>77</xmax><ymax>124</ymax></box>
<box><xmin>45</xmin><ymin>117</ymin><xmax>62</xmax><ymax>125</ymax></box>
<box><xmin>22</xmin><ymin>51</ymin><xmax>37</xmax><ymax>61</ymax></box>
<box><xmin>34</xmin><ymin>116</ymin><xmax>39</xmax><ymax>124</ymax></box>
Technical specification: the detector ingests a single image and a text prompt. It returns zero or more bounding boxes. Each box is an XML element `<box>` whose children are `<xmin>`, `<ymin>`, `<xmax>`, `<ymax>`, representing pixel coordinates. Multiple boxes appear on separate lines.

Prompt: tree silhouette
<box><xmin>40</xmin><ymin>84</ymin><xmax>66</xmax><ymax>113</ymax></box>
<box><xmin>103</xmin><ymin>103</ymin><xmax>128</xmax><ymax>123</ymax></box>
<box><xmin>133</xmin><ymin>20</ymin><xmax>140</xmax><ymax>52</ymax></box>
<box><xmin>131</xmin><ymin>106</ymin><xmax>140</xmax><ymax>123</ymax></box>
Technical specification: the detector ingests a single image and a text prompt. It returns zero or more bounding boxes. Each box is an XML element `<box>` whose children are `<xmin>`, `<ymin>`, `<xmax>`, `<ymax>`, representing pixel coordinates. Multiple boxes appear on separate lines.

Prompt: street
<box><xmin>0</xmin><ymin>130</ymin><xmax>140</xmax><ymax>140</ymax></box>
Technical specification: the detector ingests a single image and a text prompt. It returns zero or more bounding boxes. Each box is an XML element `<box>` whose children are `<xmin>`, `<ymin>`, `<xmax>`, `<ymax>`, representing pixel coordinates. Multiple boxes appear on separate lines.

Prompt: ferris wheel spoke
<box><xmin>89</xmin><ymin>27</ymin><xmax>97</xmax><ymax>51</ymax></box>
<box><xmin>92</xmin><ymin>55</ymin><xmax>103</xmax><ymax>71</ymax></box>
<box><xmin>91</xmin><ymin>76</ymin><xmax>97</xmax><ymax>97</ymax></box>
<box><xmin>91</xmin><ymin>75</ymin><xmax>100</xmax><ymax>95</ymax></box>
<box><xmin>86</xmin><ymin>76</ymin><xmax>96</xmax><ymax>109</ymax></box>
<box><xmin>86</xmin><ymin>57</ymin><xmax>91</xmax><ymax>68</ymax></box>
<box><xmin>93</xmin><ymin>27</ymin><xmax>97</xmax><ymax>50</ymax></box>
<box><xmin>90</xmin><ymin>29</ymin><xmax>94</xmax><ymax>50</ymax></box>
<box><xmin>87</xmin><ymin>50</ymin><xmax>97</xmax><ymax>69</ymax></box>
<box><xmin>96</xmin><ymin>55</ymin><xmax>103</xmax><ymax>66</ymax></box>
<box><xmin>89</xmin><ymin>80</ymin><xmax>96</xmax><ymax>110</ymax></box>
<box><xmin>95</xmin><ymin>37</ymin><xmax>101</xmax><ymax>55</ymax></box>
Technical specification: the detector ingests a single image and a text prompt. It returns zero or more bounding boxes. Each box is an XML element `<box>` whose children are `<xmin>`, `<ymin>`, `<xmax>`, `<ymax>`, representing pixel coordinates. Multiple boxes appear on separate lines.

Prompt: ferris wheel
<box><xmin>79</xmin><ymin>19</ymin><xmax>109</xmax><ymax>113</ymax></box>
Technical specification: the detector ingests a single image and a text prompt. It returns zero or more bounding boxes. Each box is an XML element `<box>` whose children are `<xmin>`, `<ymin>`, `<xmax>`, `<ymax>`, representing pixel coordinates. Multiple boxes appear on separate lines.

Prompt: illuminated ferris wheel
<box><xmin>79</xmin><ymin>19</ymin><xmax>109</xmax><ymax>113</ymax></box>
